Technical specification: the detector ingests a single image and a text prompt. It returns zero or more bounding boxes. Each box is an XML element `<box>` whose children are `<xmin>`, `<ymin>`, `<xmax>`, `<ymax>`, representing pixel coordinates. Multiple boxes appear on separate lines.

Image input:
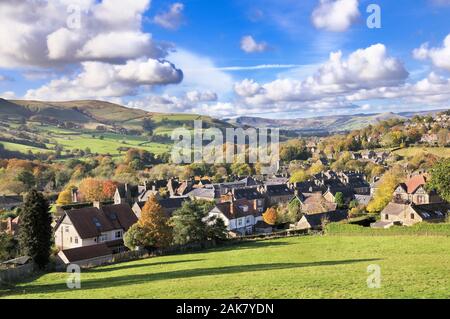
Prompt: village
<box><xmin>2</xmin><ymin>164</ymin><xmax>449</xmax><ymax>268</ymax></box>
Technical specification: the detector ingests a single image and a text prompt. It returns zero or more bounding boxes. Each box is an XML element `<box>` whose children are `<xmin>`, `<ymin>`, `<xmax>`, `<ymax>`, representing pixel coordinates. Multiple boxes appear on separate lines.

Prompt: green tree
<box><xmin>205</xmin><ymin>216</ymin><xmax>228</xmax><ymax>241</ymax></box>
<box><xmin>0</xmin><ymin>233</ymin><xmax>18</xmax><ymax>262</ymax></box>
<box><xmin>17</xmin><ymin>170</ymin><xmax>36</xmax><ymax>189</ymax></box>
<box><xmin>169</xmin><ymin>200</ymin><xmax>212</xmax><ymax>245</ymax></box>
<box><xmin>334</xmin><ymin>192</ymin><xmax>345</xmax><ymax>209</ymax></box>
<box><xmin>18</xmin><ymin>190</ymin><xmax>53</xmax><ymax>269</ymax></box>
<box><xmin>427</xmin><ymin>158</ymin><xmax>450</xmax><ymax>202</ymax></box>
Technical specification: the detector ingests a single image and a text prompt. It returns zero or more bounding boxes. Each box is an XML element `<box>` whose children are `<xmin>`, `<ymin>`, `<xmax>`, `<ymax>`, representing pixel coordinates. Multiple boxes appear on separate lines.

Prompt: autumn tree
<box><xmin>367</xmin><ymin>169</ymin><xmax>405</xmax><ymax>214</ymax></box>
<box><xmin>56</xmin><ymin>189</ymin><xmax>73</xmax><ymax>206</ymax></box>
<box><xmin>137</xmin><ymin>195</ymin><xmax>173</xmax><ymax>249</ymax></box>
<box><xmin>309</xmin><ymin>160</ymin><xmax>325</xmax><ymax>175</ymax></box>
<box><xmin>101</xmin><ymin>180</ymin><xmax>117</xmax><ymax>200</ymax></box>
<box><xmin>78</xmin><ymin>178</ymin><xmax>104</xmax><ymax>202</ymax></box>
<box><xmin>289</xmin><ymin>169</ymin><xmax>310</xmax><ymax>183</ymax></box>
<box><xmin>263</xmin><ymin>207</ymin><xmax>278</xmax><ymax>225</ymax></box>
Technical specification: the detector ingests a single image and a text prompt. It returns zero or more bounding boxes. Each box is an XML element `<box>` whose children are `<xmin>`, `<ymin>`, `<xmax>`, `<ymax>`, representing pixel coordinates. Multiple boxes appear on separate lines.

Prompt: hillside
<box><xmin>1</xmin><ymin>99</ymin><xmax>232</xmax><ymax>132</ymax></box>
<box><xmin>2</xmin><ymin>235</ymin><xmax>450</xmax><ymax>299</ymax></box>
<box><xmin>0</xmin><ymin>99</ymin><xmax>234</xmax><ymax>158</ymax></box>
<box><xmin>226</xmin><ymin>110</ymin><xmax>446</xmax><ymax>133</ymax></box>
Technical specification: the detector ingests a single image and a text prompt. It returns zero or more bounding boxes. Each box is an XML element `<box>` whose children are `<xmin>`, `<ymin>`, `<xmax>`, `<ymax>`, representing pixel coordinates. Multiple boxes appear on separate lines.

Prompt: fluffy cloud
<box><xmin>240</xmin><ymin>36</ymin><xmax>269</xmax><ymax>53</ymax></box>
<box><xmin>25</xmin><ymin>59</ymin><xmax>183</xmax><ymax>100</ymax></box>
<box><xmin>312</xmin><ymin>0</ymin><xmax>360</xmax><ymax>32</ymax></box>
<box><xmin>153</xmin><ymin>3</ymin><xmax>185</xmax><ymax>30</ymax></box>
<box><xmin>186</xmin><ymin>90</ymin><xmax>218</xmax><ymax>102</ymax></box>
<box><xmin>0</xmin><ymin>0</ymin><xmax>169</xmax><ymax>68</ymax></box>
<box><xmin>413</xmin><ymin>34</ymin><xmax>450</xmax><ymax>71</ymax></box>
<box><xmin>235</xmin><ymin>44</ymin><xmax>408</xmax><ymax>106</ymax></box>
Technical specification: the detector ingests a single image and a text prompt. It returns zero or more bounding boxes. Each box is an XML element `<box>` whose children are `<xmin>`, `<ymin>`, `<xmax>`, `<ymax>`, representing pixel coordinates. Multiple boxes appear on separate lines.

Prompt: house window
<box><xmin>246</xmin><ymin>217</ymin><xmax>251</xmax><ymax>225</ymax></box>
<box><xmin>115</xmin><ymin>231</ymin><xmax>122</xmax><ymax>239</ymax></box>
<box><xmin>410</xmin><ymin>214</ymin><xmax>415</xmax><ymax>220</ymax></box>
<box><xmin>65</xmin><ymin>226</ymin><xmax>69</xmax><ymax>232</ymax></box>
<box><xmin>385</xmin><ymin>214</ymin><xmax>389</xmax><ymax>220</ymax></box>
<box><xmin>70</xmin><ymin>237</ymin><xmax>73</xmax><ymax>243</ymax></box>
<box><xmin>99</xmin><ymin>234</ymin><xmax>108</xmax><ymax>242</ymax></box>
<box><xmin>238</xmin><ymin>219</ymin><xmax>243</xmax><ymax>227</ymax></box>
<box><xmin>74</xmin><ymin>237</ymin><xmax>79</xmax><ymax>244</ymax></box>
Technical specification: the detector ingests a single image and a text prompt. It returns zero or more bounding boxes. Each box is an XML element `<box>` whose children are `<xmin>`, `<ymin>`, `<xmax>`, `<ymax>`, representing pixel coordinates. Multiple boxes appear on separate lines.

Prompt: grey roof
<box><xmin>412</xmin><ymin>203</ymin><xmax>450</xmax><ymax>220</ymax></box>
<box><xmin>187</xmin><ymin>188</ymin><xmax>217</xmax><ymax>199</ymax></box>
<box><xmin>233</xmin><ymin>187</ymin><xmax>264</xmax><ymax>200</ymax></box>
<box><xmin>302</xmin><ymin>211</ymin><xmax>348</xmax><ymax>228</ymax></box>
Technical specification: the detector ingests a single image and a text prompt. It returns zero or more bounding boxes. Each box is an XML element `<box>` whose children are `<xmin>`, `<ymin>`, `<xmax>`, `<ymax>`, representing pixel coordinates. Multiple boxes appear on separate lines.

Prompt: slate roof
<box><xmin>302</xmin><ymin>193</ymin><xmax>338</xmax><ymax>214</ymax></box>
<box><xmin>233</xmin><ymin>187</ymin><xmax>264</xmax><ymax>200</ymax></box>
<box><xmin>57</xmin><ymin>204</ymin><xmax>137</xmax><ymax>239</ymax></box>
<box><xmin>212</xmin><ymin>202</ymin><xmax>259</xmax><ymax>220</ymax></box>
<box><xmin>412</xmin><ymin>203</ymin><xmax>450</xmax><ymax>220</ymax></box>
<box><xmin>116</xmin><ymin>183</ymin><xmax>140</xmax><ymax>198</ymax></box>
<box><xmin>60</xmin><ymin>244</ymin><xmax>113</xmax><ymax>263</ymax></box>
<box><xmin>355</xmin><ymin>195</ymin><xmax>372</xmax><ymax>206</ymax></box>
<box><xmin>187</xmin><ymin>188</ymin><xmax>217</xmax><ymax>200</ymax></box>
<box><xmin>265</xmin><ymin>184</ymin><xmax>294</xmax><ymax>197</ymax></box>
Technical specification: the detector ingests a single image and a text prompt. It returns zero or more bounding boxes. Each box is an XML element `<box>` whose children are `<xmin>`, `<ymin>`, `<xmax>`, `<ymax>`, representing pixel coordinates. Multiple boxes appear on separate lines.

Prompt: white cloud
<box><xmin>166</xmin><ymin>49</ymin><xmax>234</xmax><ymax>96</ymax></box>
<box><xmin>240</xmin><ymin>36</ymin><xmax>269</xmax><ymax>53</ymax></box>
<box><xmin>153</xmin><ymin>3</ymin><xmax>185</xmax><ymax>30</ymax></box>
<box><xmin>413</xmin><ymin>34</ymin><xmax>450</xmax><ymax>71</ymax></box>
<box><xmin>0</xmin><ymin>0</ymin><xmax>170</xmax><ymax>68</ymax></box>
<box><xmin>186</xmin><ymin>90</ymin><xmax>218</xmax><ymax>102</ymax></box>
<box><xmin>0</xmin><ymin>91</ymin><xmax>17</xmax><ymax>99</ymax></box>
<box><xmin>235</xmin><ymin>44</ymin><xmax>408</xmax><ymax>106</ymax></box>
<box><xmin>25</xmin><ymin>59</ymin><xmax>183</xmax><ymax>100</ymax></box>
<box><xmin>312</xmin><ymin>0</ymin><xmax>360</xmax><ymax>32</ymax></box>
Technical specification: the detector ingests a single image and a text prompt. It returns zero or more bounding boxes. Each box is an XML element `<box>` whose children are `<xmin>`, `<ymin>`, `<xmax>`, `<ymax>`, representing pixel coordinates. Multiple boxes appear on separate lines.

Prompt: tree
<box><xmin>334</xmin><ymin>192</ymin><xmax>345</xmax><ymax>209</ymax></box>
<box><xmin>205</xmin><ymin>216</ymin><xmax>228</xmax><ymax>241</ymax></box>
<box><xmin>18</xmin><ymin>190</ymin><xmax>53</xmax><ymax>269</ymax></box>
<box><xmin>263</xmin><ymin>207</ymin><xmax>278</xmax><ymax>226</ymax></box>
<box><xmin>17</xmin><ymin>170</ymin><xmax>36</xmax><ymax>189</ymax></box>
<box><xmin>101</xmin><ymin>180</ymin><xmax>117</xmax><ymax>200</ymax></box>
<box><xmin>137</xmin><ymin>195</ymin><xmax>173</xmax><ymax>249</ymax></box>
<box><xmin>78</xmin><ymin>178</ymin><xmax>104</xmax><ymax>202</ymax></box>
<box><xmin>56</xmin><ymin>189</ymin><xmax>72</xmax><ymax>206</ymax></box>
<box><xmin>124</xmin><ymin>224</ymin><xmax>147</xmax><ymax>251</ymax></box>
<box><xmin>367</xmin><ymin>169</ymin><xmax>404</xmax><ymax>214</ymax></box>
<box><xmin>289</xmin><ymin>169</ymin><xmax>310</xmax><ymax>183</ymax></box>
<box><xmin>170</xmin><ymin>200</ymin><xmax>212</xmax><ymax>246</ymax></box>
<box><xmin>427</xmin><ymin>158</ymin><xmax>450</xmax><ymax>202</ymax></box>
<box><xmin>309</xmin><ymin>160</ymin><xmax>325</xmax><ymax>175</ymax></box>
<box><xmin>0</xmin><ymin>233</ymin><xmax>18</xmax><ymax>262</ymax></box>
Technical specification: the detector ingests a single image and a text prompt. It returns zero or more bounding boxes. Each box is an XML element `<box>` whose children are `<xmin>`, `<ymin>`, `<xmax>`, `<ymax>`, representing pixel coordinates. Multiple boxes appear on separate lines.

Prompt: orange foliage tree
<box><xmin>101</xmin><ymin>180</ymin><xmax>117</xmax><ymax>200</ymax></box>
<box><xmin>78</xmin><ymin>178</ymin><xmax>104</xmax><ymax>202</ymax></box>
<box><xmin>263</xmin><ymin>207</ymin><xmax>278</xmax><ymax>225</ymax></box>
<box><xmin>138</xmin><ymin>195</ymin><xmax>173</xmax><ymax>249</ymax></box>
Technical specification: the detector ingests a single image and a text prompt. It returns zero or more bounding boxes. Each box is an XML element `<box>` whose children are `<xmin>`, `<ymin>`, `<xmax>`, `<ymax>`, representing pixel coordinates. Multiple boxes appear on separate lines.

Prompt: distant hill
<box><xmin>225</xmin><ymin>110</ymin><xmax>447</xmax><ymax>133</ymax></box>
<box><xmin>0</xmin><ymin>99</ymin><xmax>233</xmax><ymax>133</ymax></box>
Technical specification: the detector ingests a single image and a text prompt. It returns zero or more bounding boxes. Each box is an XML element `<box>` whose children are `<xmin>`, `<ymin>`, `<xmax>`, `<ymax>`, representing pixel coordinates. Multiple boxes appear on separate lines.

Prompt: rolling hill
<box><xmin>226</xmin><ymin>109</ymin><xmax>447</xmax><ymax>133</ymax></box>
<box><xmin>0</xmin><ymin>99</ymin><xmax>233</xmax><ymax>133</ymax></box>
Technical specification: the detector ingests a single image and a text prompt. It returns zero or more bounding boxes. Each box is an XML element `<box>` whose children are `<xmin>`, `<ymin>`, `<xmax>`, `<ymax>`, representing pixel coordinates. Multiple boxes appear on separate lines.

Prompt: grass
<box><xmin>325</xmin><ymin>222</ymin><xmax>450</xmax><ymax>236</ymax></box>
<box><xmin>2</xmin><ymin>235</ymin><xmax>450</xmax><ymax>299</ymax></box>
<box><xmin>393</xmin><ymin>147</ymin><xmax>450</xmax><ymax>158</ymax></box>
<box><xmin>1</xmin><ymin>141</ymin><xmax>49</xmax><ymax>154</ymax></box>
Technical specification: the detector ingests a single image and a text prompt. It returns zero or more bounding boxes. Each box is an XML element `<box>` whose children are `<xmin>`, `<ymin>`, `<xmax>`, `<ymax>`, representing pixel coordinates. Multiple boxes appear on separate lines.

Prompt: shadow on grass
<box><xmin>5</xmin><ymin>258</ymin><xmax>380</xmax><ymax>297</ymax></box>
<box><xmin>89</xmin><ymin>259</ymin><xmax>205</xmax><ymax>273</ymax></box>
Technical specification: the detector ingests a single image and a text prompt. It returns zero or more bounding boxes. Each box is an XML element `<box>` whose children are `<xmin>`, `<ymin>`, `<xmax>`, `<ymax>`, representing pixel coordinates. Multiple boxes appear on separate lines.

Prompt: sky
<box><xmin>0</xmin><ymin>0</ymin><xmax>449</xmax><ymax>119</ymax></box>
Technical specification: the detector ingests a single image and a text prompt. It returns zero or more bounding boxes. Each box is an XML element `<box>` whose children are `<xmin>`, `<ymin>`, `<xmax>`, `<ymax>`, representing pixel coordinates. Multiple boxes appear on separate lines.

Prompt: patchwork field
<box><xmin>2</xmin><ymin>235</ymin><xmax>450</xmax><ymax>299</ymax></box>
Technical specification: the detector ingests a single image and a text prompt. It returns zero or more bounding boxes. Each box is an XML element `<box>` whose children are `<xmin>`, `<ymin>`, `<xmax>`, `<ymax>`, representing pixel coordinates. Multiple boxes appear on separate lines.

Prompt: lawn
<box><xmin>2</xmin><ymin>235</ymin><xmax>450</xmax><ymax>299</ymax></box>
<box><xmin>394</xmin><ymin>147</ymin><xmax>450</xmax><ymax>158</ymax></box>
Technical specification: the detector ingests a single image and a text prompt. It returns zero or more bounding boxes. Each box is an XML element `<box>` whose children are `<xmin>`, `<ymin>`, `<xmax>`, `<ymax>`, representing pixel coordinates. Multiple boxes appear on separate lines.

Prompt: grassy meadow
<box><xmin>2</xmin><ymin>235</ymin><xmax>450</xmax><ymax>299</ymax></box>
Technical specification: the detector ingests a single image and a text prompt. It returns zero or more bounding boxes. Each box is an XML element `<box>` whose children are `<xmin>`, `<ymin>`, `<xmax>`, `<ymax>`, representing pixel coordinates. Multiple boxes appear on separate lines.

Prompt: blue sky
<box><xmin>0</xmin><ymin>0</ymin><xmax>449</xmax><ymax>118</ymax></box>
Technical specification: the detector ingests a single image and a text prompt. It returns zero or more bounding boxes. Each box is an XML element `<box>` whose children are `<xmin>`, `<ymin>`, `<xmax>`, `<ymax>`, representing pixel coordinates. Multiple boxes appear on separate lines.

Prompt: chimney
<box><xmin>93</xmin><ymin>201</ymin><xmax>102</xmax><ymax>209</ymax></box>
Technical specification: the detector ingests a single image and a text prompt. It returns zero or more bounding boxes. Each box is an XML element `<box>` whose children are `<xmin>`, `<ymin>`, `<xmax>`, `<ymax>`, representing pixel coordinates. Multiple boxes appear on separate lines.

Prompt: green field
<box><xmin>2</xmin><ymin>235</ymin><xmax>450</xmax><ymax>299</ymax></box>
<box><xmin>394</xmin><ymin>147</ymin><xmax>450</xmax><ymax>158</ymax></box>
